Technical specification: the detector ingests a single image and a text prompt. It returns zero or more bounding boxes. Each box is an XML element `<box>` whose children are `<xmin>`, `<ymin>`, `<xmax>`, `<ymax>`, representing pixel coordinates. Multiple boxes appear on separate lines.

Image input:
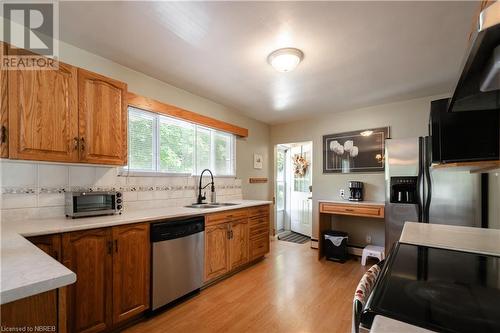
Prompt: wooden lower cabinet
<box><xmin>205</xmin><ymin>205</ymin><xmax>270</xmax><ymax>283</ymax></box>
<box><xmin>249</xmin><ymin>233</ymin><xmax>270</xmax><ymax>261</ymax></box>
<box><xmin>0</xmin><ymin>235</ymin><xmax>62</xmax><ymax>331</ymax></box>
<box><xmin>204</xmin><ymin>223</ymin><xmax>230</xmax><ymax>281</ymax></box>
<box><xmin>111</xmin><ymin>224</ymin><xmax>150</xmax><ymax>325</ymax></box>
<box><xmin>62</xmin><ymin>228</ymin><xmax>113</xmax><ymax>333</ymax></box>
<box><xmin>62</xmin><ymin>224</ymin><xmax>150</xmax><ymax>333</ymax></box>
<box><xmin>0</xmin><ymin>290</ymin><xmax>58</xmax><ymax>330</ymax></box>
<box><xmin>229</xmin><ymin>219</ymin><xmax>249</xmax><ymax>270</ymax></box>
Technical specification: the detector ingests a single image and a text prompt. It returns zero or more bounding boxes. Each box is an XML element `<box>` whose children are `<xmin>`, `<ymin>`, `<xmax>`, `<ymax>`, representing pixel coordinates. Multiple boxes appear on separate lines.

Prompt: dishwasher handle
<box><xmin>151</xmin><ymin>216</ymin><xmax>205</xmax><ymax>242</ymax></box>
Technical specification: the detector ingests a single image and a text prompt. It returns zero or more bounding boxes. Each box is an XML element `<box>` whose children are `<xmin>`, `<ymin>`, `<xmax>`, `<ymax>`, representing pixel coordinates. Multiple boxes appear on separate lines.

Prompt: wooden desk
<box><xmin>318</xmin><ymin>200</ymin><xmax>385</xmax><ymax>260</ymax></box>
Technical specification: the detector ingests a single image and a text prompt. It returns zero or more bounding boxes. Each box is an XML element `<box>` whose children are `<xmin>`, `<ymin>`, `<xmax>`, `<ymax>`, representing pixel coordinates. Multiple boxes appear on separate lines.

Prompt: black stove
<box><xmin>361</xmin><ymin>243</ymin><xmax>500</xmax><ymax>333</ymax></box>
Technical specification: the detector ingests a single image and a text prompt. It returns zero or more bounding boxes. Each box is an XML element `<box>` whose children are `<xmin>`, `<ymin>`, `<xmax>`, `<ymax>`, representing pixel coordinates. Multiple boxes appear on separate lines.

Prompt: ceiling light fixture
<box><xmin>267</xmin><ymin>48</ymin><xmax>304</xmax><ymax>72</ymax></box>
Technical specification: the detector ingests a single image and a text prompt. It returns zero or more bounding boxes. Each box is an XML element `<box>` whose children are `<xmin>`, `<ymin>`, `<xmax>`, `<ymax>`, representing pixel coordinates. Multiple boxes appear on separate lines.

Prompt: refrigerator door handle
<box><xmin>423</xmin><ymin>139</ymin><xmax>432</xmax><ymax>223</ymax></box>
<box><xmin>417</xmin><ymin>137</ymin><xmax>424</xmax><ymax>222</ymax></box>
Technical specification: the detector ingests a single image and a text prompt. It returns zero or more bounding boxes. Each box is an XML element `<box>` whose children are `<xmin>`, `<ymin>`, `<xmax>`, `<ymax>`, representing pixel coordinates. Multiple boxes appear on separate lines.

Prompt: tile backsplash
<box><xmin>0</xmin><ymin>161</ymin><xmax>242</xmax><ymax>221</ymax></box>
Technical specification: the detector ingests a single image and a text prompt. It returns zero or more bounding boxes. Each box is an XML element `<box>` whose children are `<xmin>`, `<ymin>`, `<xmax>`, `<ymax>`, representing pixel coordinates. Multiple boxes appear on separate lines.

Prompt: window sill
<box><xmin>118</xmin><ymin>170</ymin><xmax>236</xmax><ymax>178</ymax></box>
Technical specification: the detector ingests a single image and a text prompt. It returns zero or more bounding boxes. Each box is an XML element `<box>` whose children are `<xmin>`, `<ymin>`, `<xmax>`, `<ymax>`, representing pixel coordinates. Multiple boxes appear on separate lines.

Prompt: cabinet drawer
<box><xmin>249</xmin><ymin>234</ymin><xmax>269</xmax><ymax>261</ymax></box>
<box><xmin>206</xmin><ymin>209</ymin><xmax>248</xmax><ymax>226</ymax></box>
<box><xmin>248</xmin><ymin>205</ymin><xmax>270</xmax><ymax>218</ymax></box>
<box><xmin>319</xmin><ymin>203</ymin><xmax>384</xmax><ymax>218</ymax></box>
<box><xmin>249</xmin><ymin>223</ymin><xmax>269</xmax><ymax>238</ymax></box>
<box><xmin>249</xmin><ymin>215</ymin><xmax>269</xmax><ymax>227</ymax></box>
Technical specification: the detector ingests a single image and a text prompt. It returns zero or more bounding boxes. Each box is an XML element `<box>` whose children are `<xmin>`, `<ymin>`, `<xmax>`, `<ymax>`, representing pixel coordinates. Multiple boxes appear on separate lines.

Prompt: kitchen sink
<box><xmin>185</xmin><ymin>203</ymin><xmax>239</xmax><ymax>209</ymax></box>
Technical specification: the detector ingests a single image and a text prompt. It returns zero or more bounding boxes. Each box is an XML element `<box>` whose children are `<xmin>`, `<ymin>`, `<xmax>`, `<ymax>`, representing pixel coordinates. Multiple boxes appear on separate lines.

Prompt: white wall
<box><xmin>270</xmin><ymin>94</ymin><xmax>447</xmax><ymax>247</ymax></box>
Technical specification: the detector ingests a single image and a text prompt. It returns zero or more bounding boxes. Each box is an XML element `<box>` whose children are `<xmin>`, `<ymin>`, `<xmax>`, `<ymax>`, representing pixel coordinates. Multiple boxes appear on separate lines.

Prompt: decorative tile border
<box><xmin>1</xmin><ymin>184</ymin><xmax>242</xmax><ymax>195</ymax></box>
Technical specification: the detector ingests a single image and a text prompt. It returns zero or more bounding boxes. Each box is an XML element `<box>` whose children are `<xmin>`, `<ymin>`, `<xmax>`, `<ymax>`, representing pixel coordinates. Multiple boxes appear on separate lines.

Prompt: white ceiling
<box><xmin>59</xmin><ymin>1</ymin><xmax>477</xmax><ymax>125</ymax></box>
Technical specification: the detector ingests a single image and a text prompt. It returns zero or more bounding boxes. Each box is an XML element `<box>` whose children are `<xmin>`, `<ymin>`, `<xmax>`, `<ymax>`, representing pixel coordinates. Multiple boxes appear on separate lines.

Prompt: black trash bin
<box><xmin>324</xmin><ymin>230</ymin><xmax>348</xmax><ymax>262</ymax></box>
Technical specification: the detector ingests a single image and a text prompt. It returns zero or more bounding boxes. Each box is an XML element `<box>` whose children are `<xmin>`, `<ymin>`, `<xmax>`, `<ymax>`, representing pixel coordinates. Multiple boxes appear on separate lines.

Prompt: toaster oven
<box><xmin>65</xmin><ymin>191</ymin><xmax>122</xmax><ymax>218</ymax></box>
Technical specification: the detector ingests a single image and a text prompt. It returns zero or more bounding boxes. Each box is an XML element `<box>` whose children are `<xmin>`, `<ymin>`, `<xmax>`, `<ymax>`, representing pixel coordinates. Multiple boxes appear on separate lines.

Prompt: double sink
<box><xmin>185</xmin><ymin>203</ymin><xmax>239</xmax><ymax>209</ymax></box>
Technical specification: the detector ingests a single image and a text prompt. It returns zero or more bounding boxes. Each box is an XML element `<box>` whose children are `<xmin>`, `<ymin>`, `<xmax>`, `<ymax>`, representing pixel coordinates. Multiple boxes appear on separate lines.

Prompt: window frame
<box><xmin>122</xmin><ymin>107</ymin><xmax>236</xmax><ymax>177</ymax></box>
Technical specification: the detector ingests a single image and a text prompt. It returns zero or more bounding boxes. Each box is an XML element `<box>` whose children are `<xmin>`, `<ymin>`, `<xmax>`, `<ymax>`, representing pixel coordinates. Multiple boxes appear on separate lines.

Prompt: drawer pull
<box><xmin>345</xmin><ymin>208</ymin><xmax>354</xmax><ymax>212</ymax></box>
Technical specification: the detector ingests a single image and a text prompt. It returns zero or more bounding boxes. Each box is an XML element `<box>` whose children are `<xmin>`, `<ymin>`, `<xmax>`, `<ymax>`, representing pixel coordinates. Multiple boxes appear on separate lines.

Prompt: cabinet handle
<box><xmin>227</xmin><ymin>230</ymin><xmax>231</xmax><ymax>239</ymax></box>
<box><xmin>107</xmin><ymin>241</ymin><xmax>112</xmax><ymax>255</ymax></box>
<box><xmin>1</xmin><ymin>125</ymin><xmax>7</xmax><ymax>144</ymax></box>
<box><xmin>115</xmin><ymin>240</ymin><xmax>118</xmax><ymax>253</ymax></box>
<box><xmin>230</xmin><ymin>230</ymin><xmax>234</xmax><ymax>239</ymax></box>
<box><xmin>80</xmin><ymin>137</ymin><xmax>85</xmax><ymax>151</ymax></box>
<box><xmin>73</xmin><ymin>137</ymin><xmax>79</xmax><ymax>150</ymax></box>
<box><xmin>345</xmin><ymin>208</ymin><xmax>354</xmax><ymax>212</ymax></box>
<box><xmin>53</xmin><ymin>250</ymin><xmax>59</xmax><ymax>261</ymax></box>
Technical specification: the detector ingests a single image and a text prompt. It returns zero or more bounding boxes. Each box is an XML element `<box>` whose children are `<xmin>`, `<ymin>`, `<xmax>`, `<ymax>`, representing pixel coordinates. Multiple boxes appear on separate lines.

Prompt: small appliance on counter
<box><xmin>65</xmin><ymin>191</ymin><xmax>123</xmax><ymax>218</ymax></box>
<box><xmin>348</xmin><ymin>181</ymin><xmax>364</xmax><ymax>201</ymax></box>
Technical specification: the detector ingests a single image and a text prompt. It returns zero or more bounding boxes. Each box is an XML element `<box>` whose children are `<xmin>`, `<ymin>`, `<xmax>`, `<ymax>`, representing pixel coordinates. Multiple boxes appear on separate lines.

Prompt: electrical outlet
<box><xmin>366</xmin><ymin>235</ymin><xmax>372</xmax><ymax>244</ymax></box>
<box><xmin>339</xmin><ymin>189</ymin><xmax>345</xmax><ymax>198</ymax></box>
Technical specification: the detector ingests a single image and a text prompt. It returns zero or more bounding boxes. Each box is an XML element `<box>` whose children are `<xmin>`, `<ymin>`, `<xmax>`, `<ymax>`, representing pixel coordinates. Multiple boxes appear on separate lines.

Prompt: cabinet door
<box><xmin>8</xmin><ymin>60</ymin><xmax>78</xmax><ymax>162</ymax></box>
<box><xmin>229</xmin><ymin>219</ymin><xmax>249</xmax><ymax>270</ymax></box>
<box><xmin>1</xmin><ymin>42</ymin><xmax>7</xmax><ymax>158</ymax></box>
<box><xmin>204</xmin><ymin>223</ymin><xmax>230</xmax><ymax>282</ymax></box>
<box><xmin>112</xmin><ymin>223</ymin><xmax>150</xmax><ymax>325</ymax></box>
<box><xmin>78</xmin><ymin>69</ymin><xmax>127</xmax><ymax>165</ymax></box>
<box><xmin>62</xmin><ymin>228</ymin><xmax>112</xmax><ymax>333</ymax></box>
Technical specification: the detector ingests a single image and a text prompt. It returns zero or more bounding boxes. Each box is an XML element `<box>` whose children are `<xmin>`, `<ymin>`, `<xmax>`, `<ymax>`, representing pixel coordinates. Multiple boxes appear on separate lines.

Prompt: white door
<box><xmin>290</xmin><ymin>143</ymin><xmax>312</xmax><ymax>237</ymax></box>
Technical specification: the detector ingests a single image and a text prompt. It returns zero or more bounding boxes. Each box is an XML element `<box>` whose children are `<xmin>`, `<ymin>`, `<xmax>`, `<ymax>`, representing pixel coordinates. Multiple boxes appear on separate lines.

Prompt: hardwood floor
<box><xmin>125</xmin><ymin>239</ymin><xmax>369</xmax><ymax>333</ymax></box>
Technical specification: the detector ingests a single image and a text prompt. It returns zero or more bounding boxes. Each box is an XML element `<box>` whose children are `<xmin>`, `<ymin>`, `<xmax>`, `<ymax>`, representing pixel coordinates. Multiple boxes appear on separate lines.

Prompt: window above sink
<box><xmin>123</xmin><ymin>107</ymin><xmax>236</xmax><ymax>177</ymax></box>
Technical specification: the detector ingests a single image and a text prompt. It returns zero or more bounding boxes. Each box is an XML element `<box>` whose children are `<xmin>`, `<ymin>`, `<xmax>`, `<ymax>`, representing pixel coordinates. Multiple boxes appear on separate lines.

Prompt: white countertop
<box><xmin>318</xmin><ymin>199</ymin><xmax>385</xmax><ymax>206</ymax></box>
<box><xmin>0</xmin><ymin>231</ymin><xmax>76</xmax><ymax>305</ymax></box>
<box><xmin>0</xmin><ymin>200</ymin><xmax>271</xmax><ymax>304</ymax></box>
<box><xmin>370</xmin><ymin>316</ymin><xmax>434</xmax><ymax>333</ymax></box>
<box><xmin>400</xmin><ymin>222</ymin><xmax>500</xmax><ymax>256</ymax></box>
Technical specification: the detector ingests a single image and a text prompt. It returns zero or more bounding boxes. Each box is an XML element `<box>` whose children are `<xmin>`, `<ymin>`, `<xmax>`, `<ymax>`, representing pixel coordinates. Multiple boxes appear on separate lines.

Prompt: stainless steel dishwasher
<box><xmin>151</xmin><ymin>216</ymin><xmax>204</xmax><ymax>310</ymax></box>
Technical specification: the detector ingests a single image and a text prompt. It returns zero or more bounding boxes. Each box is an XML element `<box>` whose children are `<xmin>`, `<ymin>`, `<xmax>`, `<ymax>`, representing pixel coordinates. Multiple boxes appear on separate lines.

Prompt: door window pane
<box><xmin>276</xmin><ymin>181</ymin><xmax>285</xmax><ymax>211</ymax></box>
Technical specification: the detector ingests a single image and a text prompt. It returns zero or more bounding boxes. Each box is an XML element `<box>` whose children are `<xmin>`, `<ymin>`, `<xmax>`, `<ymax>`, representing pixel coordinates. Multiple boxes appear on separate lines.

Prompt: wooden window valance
<box><xmin>127</xmin><ymin>92</ymin><xmax>248</xmax><ymax>137</ymax></box>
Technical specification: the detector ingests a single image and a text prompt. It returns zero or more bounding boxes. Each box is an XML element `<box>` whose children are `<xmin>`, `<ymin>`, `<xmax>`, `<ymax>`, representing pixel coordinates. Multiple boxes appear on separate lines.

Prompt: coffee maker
<box><xmin>348</xmin><ymin>181</ymin><xmax>364</xmax><ymax>201</ymax></box>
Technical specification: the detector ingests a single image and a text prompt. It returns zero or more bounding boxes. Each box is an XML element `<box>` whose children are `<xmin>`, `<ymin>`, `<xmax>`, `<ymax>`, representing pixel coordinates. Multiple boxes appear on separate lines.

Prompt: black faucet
<box><xmin>197</xmin><ymin>169</ymin><xmax>215</xmax><ymax>204</ymax></box>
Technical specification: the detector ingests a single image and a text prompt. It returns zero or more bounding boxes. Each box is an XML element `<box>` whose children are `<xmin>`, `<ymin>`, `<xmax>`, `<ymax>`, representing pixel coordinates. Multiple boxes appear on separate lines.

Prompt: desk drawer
<box><xmin>319</xmin><ymin>203</ymin><xmax>384</xmax><ymax>218</ymax></box>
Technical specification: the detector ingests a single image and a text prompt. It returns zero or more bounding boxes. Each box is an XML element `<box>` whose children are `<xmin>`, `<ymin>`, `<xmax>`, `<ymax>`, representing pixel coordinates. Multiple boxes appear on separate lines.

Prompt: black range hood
<box><xmin>448</xmin><ymin>2</ymin><xmax>500</xmax><ymax>112</ymax></box>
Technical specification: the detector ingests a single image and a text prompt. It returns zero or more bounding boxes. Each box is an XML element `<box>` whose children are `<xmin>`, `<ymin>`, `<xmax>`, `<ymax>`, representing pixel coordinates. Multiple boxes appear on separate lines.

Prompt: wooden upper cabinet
<box><xmin>1</xmin><ymin>42</ymin><xmax>8</xmax><ymax>158</ymax></box>
<box><xmin>8</xmin><ymin>62</ymin><xmax>79</xmax><ymax>162</ymax></box>
<box><xmin>78</xmin><ymin>69</ymin><xmax>127</xmax><ymax>165</ymax></box>
<box><xmin>229</xmin><ymin>219</ymin><xmax>249</xmax><ymax>270</ymax></box>
<box><xmin>62</xmin><ymin>228</ymin><xmax>113</xmax><ymax>333</ymax></box>
<box><xmin>111</xmin><ymin>223</ymin><xmax>150</xmax><ymax>325</ymax></box>
<box><xmin>204</xmin><ymin>223</ymin><xmax>230</xmax><ymax>282</ymax></box>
